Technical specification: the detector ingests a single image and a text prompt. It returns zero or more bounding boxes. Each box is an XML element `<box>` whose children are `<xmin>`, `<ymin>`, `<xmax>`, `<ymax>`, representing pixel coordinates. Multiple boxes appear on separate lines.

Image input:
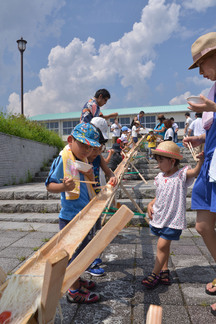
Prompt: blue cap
<box><xmin>121</xmin><ymin>126</ymin><xmax>128</xmax><ymax>132</ymax></box>
<box><xmin>72</xmin><ymin>123</ymin><xmax>100</xmax><ymax>147</ymax></box>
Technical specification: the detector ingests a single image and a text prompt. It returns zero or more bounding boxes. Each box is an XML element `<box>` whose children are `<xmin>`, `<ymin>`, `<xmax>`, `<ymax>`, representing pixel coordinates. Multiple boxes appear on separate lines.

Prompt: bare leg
<box><xmin>195</xmin><ymin>210</ymin><xmax>216</xmax><ymax>261</ymax></box>
<box><xmin>152</xmin><ymin>237</ymin><xmax>171</xmax><ymax>276</ymax></box>
<box><xmin>196</xmin><ymin>210</ymin><xmax>216</xmax><ymax>295</ymax></box>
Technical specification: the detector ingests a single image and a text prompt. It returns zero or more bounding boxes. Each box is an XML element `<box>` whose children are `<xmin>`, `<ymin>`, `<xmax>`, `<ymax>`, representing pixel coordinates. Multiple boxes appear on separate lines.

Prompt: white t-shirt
<box><xmin>172</xmin><ymin>122</ymin><xmax>178</xmax><ymax>132</ymax></box>
<box><xmin>132</xmin><ymin>125</ymin><xmax>138</xmax><ymax>137</ymax></box>
<box><xmin>164</xmin><ymin>128</ymin><xmax>174</xmax><ymax>141</ymax></box>
<box><xmin>120</xmin><ymin>133</ymin><xmax>128</xmax><ymax>143</ymax></box>
<box><xmin>150</xmin><ymin>166</ymin><xmax>194</xmax><ymax>230</ymax></box>
<box><xmin>185</xmin><ymin>117</ymin><xmax>193</xmax><ymax>126</ymax></box>
<box><xmin>111</xmin><ymin>123</ymin><xmax>121</xmax><ymax>137</ymax></box>
<box><xmin>189</xmin><ymin>118</ymin><xmax>205</xmax><ymax>136</ymax></box>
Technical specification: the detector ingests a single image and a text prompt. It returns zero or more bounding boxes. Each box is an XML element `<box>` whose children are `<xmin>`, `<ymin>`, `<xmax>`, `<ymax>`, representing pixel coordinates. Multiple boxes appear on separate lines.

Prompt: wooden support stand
<box><xmin>146</xmin><ymin>304</ymin><xmax>162</xmax><ymax>324</ymax></box>
<box><xmin>39</xmin><ymin>250</ymin><xmax>69</xmax><ymax>324</ymax></box>
<box><xmin>61</xmin><ymin>205</ymin><xmax>133</xmax><ymax>294</ymax></box>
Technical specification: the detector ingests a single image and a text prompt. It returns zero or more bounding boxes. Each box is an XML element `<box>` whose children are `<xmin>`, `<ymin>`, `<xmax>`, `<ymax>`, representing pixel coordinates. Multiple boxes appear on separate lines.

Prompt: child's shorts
<box><xmin>150</xmin><ymin>225</ymin><xmax>182</xmax><ymax>241</ymax></box>
<box><xmin>133</xmin><ymin>137</ymin><xmax>138</xmax><ymax>143</ymax></box>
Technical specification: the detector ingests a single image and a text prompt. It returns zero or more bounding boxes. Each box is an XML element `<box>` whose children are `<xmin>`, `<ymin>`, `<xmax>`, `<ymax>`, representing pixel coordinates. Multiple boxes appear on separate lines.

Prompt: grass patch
<box><xmin>18</xmin><ymin>256</ymin><xmax>26</xmax><ymax>262</ymax></box>
<box><xmin>42</xmin><ymin>238</ymin><xmax>50</xmax><ymax>243</ymax></box>
<box><xmin>0</xmin><ymin>113</ymin><xmax>64</xmax><ymax>150</ymax></box>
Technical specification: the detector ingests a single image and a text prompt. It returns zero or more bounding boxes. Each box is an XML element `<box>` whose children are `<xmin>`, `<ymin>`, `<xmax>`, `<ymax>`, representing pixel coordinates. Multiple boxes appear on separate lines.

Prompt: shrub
<box><xmin>0</xmin><ymin>113</ymin><xmax>64</xmax><ymax>150</ymax></box>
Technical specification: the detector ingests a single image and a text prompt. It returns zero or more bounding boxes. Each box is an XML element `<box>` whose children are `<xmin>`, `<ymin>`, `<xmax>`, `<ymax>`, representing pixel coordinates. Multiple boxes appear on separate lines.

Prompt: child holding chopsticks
<box><xmin>45</xmin><ymin>122</ymin><xmax>102</xmax><ymax>304</ymax></box>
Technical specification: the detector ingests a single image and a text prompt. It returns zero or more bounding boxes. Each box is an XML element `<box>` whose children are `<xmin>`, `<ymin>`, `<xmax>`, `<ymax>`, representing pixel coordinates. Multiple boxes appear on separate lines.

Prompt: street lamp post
<box><xmin>17</xmin><ymin>37</ymin><xmax>27</xmax><ymax>115</ymax></box>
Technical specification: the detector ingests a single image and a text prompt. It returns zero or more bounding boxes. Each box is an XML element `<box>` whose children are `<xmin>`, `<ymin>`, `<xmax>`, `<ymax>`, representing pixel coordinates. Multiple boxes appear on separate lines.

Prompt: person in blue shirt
<box><xmin>45</xmin><ymin>122</ymin><xmax>101</xmax><ymax>304</ymax></box>
<box><xmin>154</xmin><ymin>114</ymin><xmax>166</xmax><ymax>140</ymax></box>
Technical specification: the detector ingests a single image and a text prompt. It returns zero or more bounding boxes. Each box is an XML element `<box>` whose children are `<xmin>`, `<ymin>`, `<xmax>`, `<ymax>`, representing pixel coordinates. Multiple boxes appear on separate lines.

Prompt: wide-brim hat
<box><xmin>189</xmin><ymin>32</ymin><xmax>216</xmax><ymax>70</ymax></box>
<box><xmin>71</xmin><ymin>122</ymin><xmax>101</xmax><ymax>147</ymax></box>
<box><xmin>151</xmin><ymin>141</ymin><xmax>183</xmax><ymax>160</ymax></box>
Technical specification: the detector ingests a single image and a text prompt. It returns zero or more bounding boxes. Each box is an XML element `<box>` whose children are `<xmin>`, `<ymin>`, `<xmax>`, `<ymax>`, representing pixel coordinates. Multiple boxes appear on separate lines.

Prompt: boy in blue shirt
<box><xmin>45</xmin><ymin>122</ymin><xmax>101</xmax><ymax>304</ymax></box>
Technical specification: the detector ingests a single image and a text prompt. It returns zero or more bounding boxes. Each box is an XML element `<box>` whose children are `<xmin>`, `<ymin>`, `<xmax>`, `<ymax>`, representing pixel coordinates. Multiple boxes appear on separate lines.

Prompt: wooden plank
<box><xmin>120</xmin><ymin>182</ymin><xmax>149</xmax><ymax>225</ymax></box>
<box><xmin>61</xmin><ymin>205</ymin><xmax>134</xmax><ymax>294</ymax></box>
<box><xmin>146</xmin><ymin>305</ymin><xmax>162</xmax><ymax>324</ymax></box>
<box><xmin>129</xmin><ymin>161</ymin><xmax>148</xmax><ymax>184</ymax></box>
<box><xmin>39</xmin><ymin>249</ymin><xmax>69</xmax><ymax>324</ymax></box>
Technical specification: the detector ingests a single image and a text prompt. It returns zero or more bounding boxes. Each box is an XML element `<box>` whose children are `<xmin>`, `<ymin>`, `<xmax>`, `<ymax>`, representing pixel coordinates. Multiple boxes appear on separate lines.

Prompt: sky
<box><xmin>1</xmin><ymin>0</ymin><xmax>216</xmax><ymax>117</ymax></box>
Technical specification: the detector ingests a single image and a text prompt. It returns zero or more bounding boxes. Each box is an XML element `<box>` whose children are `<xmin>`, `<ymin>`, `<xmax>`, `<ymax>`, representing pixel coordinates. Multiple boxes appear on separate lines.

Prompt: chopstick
<box><xmin>187</xmin><ymin>141</ymin><xmax>198</xmax><ymax>161</ymax></box>
<box><xmin>60</xmin><ymin>178</ymin><xmax>98</xmax><ymax>185</ymax></box>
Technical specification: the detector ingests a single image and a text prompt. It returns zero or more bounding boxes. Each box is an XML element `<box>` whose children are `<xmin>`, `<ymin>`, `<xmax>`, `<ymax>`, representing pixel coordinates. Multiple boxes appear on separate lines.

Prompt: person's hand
<box><xmin>187</xmin><ymin>95</ymin><xmax>216</xmax><ymax>113</ymax></box>
<box><xmin>80</xmin><ymin>168</ymin><xmax>95</xmax><ymax>181</ymax></box>
<box><xmin>182</xmin><ymin>136</ymin><xmax>203</xmax><ymax>148</ymax></box>
<box><xmin>196</xmin><ymin>151</ymin><xmax>204</xmax><ymax>163</ymax></box>
<box><xmin>147</xmin><ymin>201</ymin><xmax>154</xmax><ymax>220</ymax></box>
<box><xmin>62</xmin><ymin>177</ymin><xmax>75</xmax><ymax>191</ymax></box>
<box><xmin>108</xmin><ymin>176</ymin><xmax>118</xmax><ymax>187</ymax></box>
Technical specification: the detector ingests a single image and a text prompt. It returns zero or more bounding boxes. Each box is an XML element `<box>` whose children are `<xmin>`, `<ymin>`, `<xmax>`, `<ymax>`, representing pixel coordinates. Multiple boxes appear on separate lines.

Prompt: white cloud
<box><xmin>7</xmin><ymin>0</ymin><xmax>181</xmax><ymax>116</ymax></box>
<box><xmin>182</xmin><ymin>0</ymin><xmax>216</xmax><ymax>12</ymax></box>
<box><xmin>169</xmin><ymin>91</ymin><xmax>191</xmax><ymax>105</ymax></box>
<box><xmin>186</xmin><ymin>76</ymin><xmax>212</xmax><ymax>88</ymax></box>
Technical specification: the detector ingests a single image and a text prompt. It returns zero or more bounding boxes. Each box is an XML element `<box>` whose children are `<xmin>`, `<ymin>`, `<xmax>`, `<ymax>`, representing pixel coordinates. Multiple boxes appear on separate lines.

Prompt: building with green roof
<box><xmin>30</xmin><ymin>104</ymin><xmax>192</xmax><ymax>143</ymax></box>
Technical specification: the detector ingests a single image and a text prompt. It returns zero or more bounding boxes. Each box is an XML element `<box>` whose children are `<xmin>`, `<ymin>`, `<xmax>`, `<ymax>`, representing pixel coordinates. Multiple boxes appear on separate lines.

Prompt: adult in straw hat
<box><xmin>142</xmin><ymin>141</ymin><xmax>203</xmax><ymax>290</ymax></box>
<box><xmin>183</xmin><ymin>32</ymin><xmax>216</xmax><ymax>316</ymax></box>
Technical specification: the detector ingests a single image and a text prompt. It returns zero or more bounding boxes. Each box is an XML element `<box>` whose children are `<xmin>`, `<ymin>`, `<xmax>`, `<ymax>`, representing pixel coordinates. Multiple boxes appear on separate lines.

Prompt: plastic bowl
<box><xmin>74</xmin><ymin>160</ymin><xmax>92</xmax><ymax>172</ymax></box>
<box><xmin>186</xmin><ymin>96</ymin><xmax>204</xmax><ymax>104</ymax></box>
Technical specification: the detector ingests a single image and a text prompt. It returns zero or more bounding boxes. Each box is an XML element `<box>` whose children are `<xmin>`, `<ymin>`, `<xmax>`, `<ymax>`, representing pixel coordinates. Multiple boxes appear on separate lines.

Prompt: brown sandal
<box><xmin>160</xmin><ymin>269</ymin><xmax>171</xmax><ymax>285</ymax></box>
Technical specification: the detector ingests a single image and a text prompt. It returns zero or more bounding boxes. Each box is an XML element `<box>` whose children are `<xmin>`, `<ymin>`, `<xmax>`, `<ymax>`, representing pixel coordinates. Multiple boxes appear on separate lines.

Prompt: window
<box><xmin>63</xmin><ymin>120</ymin><xmax>79</xmax><ymax>135</ymax></box>
<box><xmin>139</xmin><ymin>116</ymin><xmax>156</xmax><ymax>129</ymax></box>
<box><xmin>110</xmin><ymin>117</ymin><xmax>130</xmax><ymax>128</ymax></box>
<box><xmin>178</xmin><ymin>121</ymin><xmax>185</xmax><ymax>129</ymax></box>
<box><xmin>45</xmin><ymin>122</ymin><xmax>59</xmax><ymax>133</ymax></box>
<box><xmin>119</xmin><ymin>117</ymin><xmax>130</xmax><ymax>128</ymax></box>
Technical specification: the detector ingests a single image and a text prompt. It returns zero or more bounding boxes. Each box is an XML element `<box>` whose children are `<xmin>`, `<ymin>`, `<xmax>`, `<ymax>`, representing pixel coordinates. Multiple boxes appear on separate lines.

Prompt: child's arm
<box><xmin>47</xmin><ymin>177</ymin><xmax>75</xmax><ymax>193</ymax></box>
<box><xmin>100</xmin><ymin>156</ymin><xmax>118</xmax><ymax>187</ymax></box>
<box><xmin>186</xmin><ymin>152</ymin><xmax>204</xmax><ymax>179</ymax></box>
<box><xmin>147</xmin><ymin>197</ymin><xmax>156</xmax><ymax>220</ymax></box>
<box><xmin>103</xmin><ymin>149</ymin><xmax>114</xmax><ymax>164</ymax></box>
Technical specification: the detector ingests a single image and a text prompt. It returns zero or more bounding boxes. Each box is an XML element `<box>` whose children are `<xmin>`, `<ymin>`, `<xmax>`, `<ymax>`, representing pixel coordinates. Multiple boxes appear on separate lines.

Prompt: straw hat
<box><xmin>151</xmin><ymin>141</ymin><xmax>183</xmax><ymax>160</ymax></box>
<box><xmin>189</xmin><ymin>32</ymin><xmax>216</xmax><ymax>70</ymax></box>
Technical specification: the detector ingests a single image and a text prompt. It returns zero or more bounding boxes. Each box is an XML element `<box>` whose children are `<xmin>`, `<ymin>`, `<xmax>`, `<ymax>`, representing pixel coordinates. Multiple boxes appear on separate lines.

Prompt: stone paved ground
<box><xmin>1</xmin><ymin>224</ymin><xmax>216</xmax><ymax>323</ymax></box>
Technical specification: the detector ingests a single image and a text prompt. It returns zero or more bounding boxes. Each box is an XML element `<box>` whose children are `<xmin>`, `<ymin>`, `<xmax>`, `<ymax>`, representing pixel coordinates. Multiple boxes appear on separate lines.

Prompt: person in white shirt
<box><xmin>131</xmin><ymin>121</ymin><xmax>141</xmax><ymax>146</ymax></box>
<box><xmin>164</xmin><ymin>119</ymin><xmax>174</xmax><ymax>141</ymax></box>
<box><xmin>170</xmin><ymin>117</ymin><xmax>179</xmax><ymax>143</ymax></box>
<box><xmin>188</xmin><ymin>113</ymin><xmax>205</xmax><ymax>153</ymax></box>
<box><xmin>111</xmin><ymin>118</ymin><xmax>122</xmax><ymax>144</ymax></box>
<box><xmin>184</xmin><ymin>112</ymin><xmax>193</xmax><ymax>136</ymax></box>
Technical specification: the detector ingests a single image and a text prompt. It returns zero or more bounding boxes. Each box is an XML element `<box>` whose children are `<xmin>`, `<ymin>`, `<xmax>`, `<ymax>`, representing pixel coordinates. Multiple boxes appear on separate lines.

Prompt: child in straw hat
<box><xmin>142</xmin><ymin>141</ymin><xmax>204</xmax><ymax>289</ymax></box>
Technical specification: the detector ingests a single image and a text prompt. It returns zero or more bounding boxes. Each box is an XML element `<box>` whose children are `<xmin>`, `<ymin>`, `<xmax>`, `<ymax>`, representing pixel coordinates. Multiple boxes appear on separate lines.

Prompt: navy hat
<box><xmin>72</xmin><ymin>123</ymin><xmax>100</xmax><ymax>147</ymax></box>
<box><xmin>112</xmin><ymin>143</ymin><xmax>122</xmax><ymax>153</ymax></box>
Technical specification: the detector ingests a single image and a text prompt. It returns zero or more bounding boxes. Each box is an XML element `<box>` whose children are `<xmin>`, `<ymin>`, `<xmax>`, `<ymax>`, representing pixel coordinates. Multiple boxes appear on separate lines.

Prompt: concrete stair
<box><xmin>0</xmin><ymin>145</ymin><xmax>197</xmax><ymax>228</ymax></box>
<box><xmin>0</xmin><ymin>178</ymin><xmax>197</xmax><ymax>227</ymax></box>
